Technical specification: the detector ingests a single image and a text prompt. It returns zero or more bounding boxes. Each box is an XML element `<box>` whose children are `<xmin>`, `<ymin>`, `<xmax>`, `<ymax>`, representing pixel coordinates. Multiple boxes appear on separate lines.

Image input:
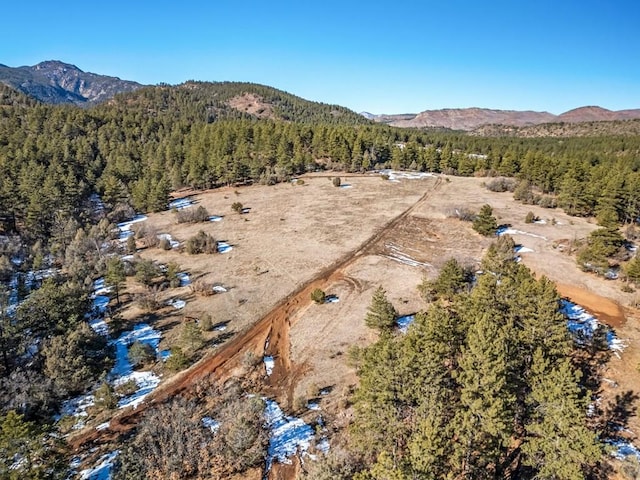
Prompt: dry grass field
<box><xmin>79</xmin><ymin>173</ymin><xmax>640</xmax><ymax>478</ymax></box>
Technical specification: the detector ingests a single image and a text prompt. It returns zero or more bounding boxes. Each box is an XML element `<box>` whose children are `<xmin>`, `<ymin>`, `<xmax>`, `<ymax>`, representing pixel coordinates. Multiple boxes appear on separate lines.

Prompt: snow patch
<box><xmin>264</xmin><ymin>399</ymin><xmax>315</xmax><ymax>474</ymax></box>
<box><xmin>177</xmin><ymin>272</ymin><xmax>190</xmax><ymax>287</ymax></box>
<box><xmin>379</xmin><ymin>169</ymin><xmax>435</xmax><ymax>181</ymax></box>
<box><xmin>116</xmin><ymin>215</ymin><xmax>147</xmax><ymax>240</ymax></box>
<box><xmin>397</xmin><ymin>314</ymin><xmax>416</xmax><ymax>333</ymax></box>
<box><xmin>79</xmin><ymin>450</ymin><xmax>119</xmax><ymax>480</ymax></box>
<box><xmin>167</xmin><ymin>298</ymin><xmax>186</xmax><ymax>309</ymax></box>
<box><xmin>339</xmin><ymin>184</ymin><xmax>352</xmax><ymax>189</ymax></box>
<box><xmin>608</xmin><ymin>439</ymin><xmax>640</xmax><ymax>461</ymax></box>
<box><xmin>496</xmin><ymin>226</ymin><xmax>547</xmax><ymax>240</ymax></box>
<box><xmin>115</xmin><ymin>371</ymin><xmax>161</xmax><ymax>409</ymax></box>
<box><xmin>560</xmin><ymin>300</ymin><xmax>625</xmax><ymax>354</ymax></box>
<box><xmin>264</xmin><ymin>356</ymin><xmax>275</xmax><ymax>376</ymax></box>
<box><xmin>157</xmin><ymin>233</ymin><xmax>180</xmax><ymax>249</ymax></box>
<box><xmin>324</xmin><ymin>295</ymin><xmax>339</xmax><ymax>304</ymax></box>
<box><xmin>383</xmin><ymin>243</ymin><xmax>431</xmax><ymax>268</ymax></box>
<box><xmin>217</xmin><ymin>242</ymin><xmax>233</xmax><ymax>254</ymax></box>
<box><xmin>213</xmin><ymin>285</ymin><xmax>228</xmax><ymax>293</ymax></box>
<box><xmin>208</xmin><ymin>215</ymin><xmax>223</xmax><ymax>222</ymax></box>
<box><xmin>202</xmin><ymin>416</ymin><xmax>220</xmax><ymax>433</ymax></box>
<box><xmin>514</xmin><ymin>245</ymin><xmax>534</xmax><ymax>253</ymax></box>
<box><xmin>168</xmin><ymin>197</ymin><xmax>195</xmax><ymax>210</ymax></box>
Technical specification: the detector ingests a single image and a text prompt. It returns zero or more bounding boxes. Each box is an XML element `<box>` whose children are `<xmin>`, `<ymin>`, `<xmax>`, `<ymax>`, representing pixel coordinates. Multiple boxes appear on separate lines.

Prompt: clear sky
<box><xmin>1</xmin><ymin>0</ymin><xmax>639</xmax><ymax>114</ymax></box>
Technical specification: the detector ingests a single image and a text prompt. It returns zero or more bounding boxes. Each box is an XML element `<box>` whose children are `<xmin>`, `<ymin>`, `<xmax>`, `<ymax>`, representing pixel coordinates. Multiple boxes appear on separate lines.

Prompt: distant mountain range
<box><xmin>0</xmin><ymin>61</ymin><xmax>143</xmax><ymax>105</ymax></box>
<box><xmin>362</xmin><ymin>106</ymin><xmax>640</xmax><ymax>131</ymax></box>
<box><xmin>1</xmin><ymin>61</ymin><xmax>639</xmax><ymax>131</ymax></box>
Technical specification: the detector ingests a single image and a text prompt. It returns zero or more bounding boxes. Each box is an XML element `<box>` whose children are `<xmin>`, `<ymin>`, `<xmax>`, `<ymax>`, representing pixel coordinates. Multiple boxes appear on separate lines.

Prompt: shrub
<box><xmin>185</xmin><ymin>230</ymin><xmax>217</xmax><ymax>254</ymax></box>
<box><xmin>485</xmin><ymin>177</ymin><xmax>516</xmax><ymax>192</ymax></box>
<box><xmin>158</xmin><ymin>237</ymin><xmax>172</xmax><ymax>250</ymax></box>
<box><xmin>332</xmin><ymin>176</ymin><xmax>341</xmax><ymax>187</ymax></box>
<box><xmin>311</xmin><ymin>288</ymin><xmax>326</xmax><ymax>304</ymax></box>
<box><xmin>525</xmin><ymin>211</ymin><xmax>536</xmax><ymax>224</ymax></box>
<box><xmin>115</xmin><ymin>378</ymin><xmax>138</xmax><ymax>396</ymax></box>
<box><xmin>175</xmin><ymin>205</ymin><xmax>210</xmax><ymax>223</ymax></box>
<box><xmin>232</xmin><ymin>202</ymin><xmax>244</xmax><ymax>214</ymax></box>
<box><xmin>165</xmin><ymin>347</ymin><xmax>189</xmax><ymax>372</ymax></box>
<box><xmin>94</xmin><ymin>382</ymin><xmax>118</xmax><ymax>411</ymax></box>
<box><xmin>200</xmin><ymin>313</ymin><xmax>213</xmax><ymax>331</ymax></box>
<box><xmin>128</xmin><ymin>341</ymin><xmax>156</xmax><ymax>367</ymax></box>
<box><xmin>136</xmin><ymin>290</ymin><xmax>160</xmax><ymax>312</ymax></box>
<box><xmin>445</xmin><ymin>206</ymin><xmax>475</xmax><ymax>222</ymax></box>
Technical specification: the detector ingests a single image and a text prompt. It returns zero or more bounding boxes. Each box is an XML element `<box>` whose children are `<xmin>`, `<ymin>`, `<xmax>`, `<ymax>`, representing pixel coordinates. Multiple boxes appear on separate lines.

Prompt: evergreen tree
<box><xmin>473</xmin><ymin>204</ymin><xmax>498</xmax><ymax>236</ymax></box>
<box><xmin>364</xmin><ymin>286</ymin><xmax>397</xmax><ymax>333</ymax></box>
<box><xmin>105</xmin><ymin>257</ymin><xmax>126</xmax><ymax>305</ymax></box>
<box><xmin>522</xmin><ymin>352</ymin><xmax>601</xmax><ymax>479</ymax></box>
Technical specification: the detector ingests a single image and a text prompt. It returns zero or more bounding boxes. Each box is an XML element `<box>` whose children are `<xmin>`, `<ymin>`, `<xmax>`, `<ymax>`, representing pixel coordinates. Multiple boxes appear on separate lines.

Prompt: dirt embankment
<box><xmin>556</xmin><ymin>283</ymin><xmax>626</xmax><ymax>328</ymax></box>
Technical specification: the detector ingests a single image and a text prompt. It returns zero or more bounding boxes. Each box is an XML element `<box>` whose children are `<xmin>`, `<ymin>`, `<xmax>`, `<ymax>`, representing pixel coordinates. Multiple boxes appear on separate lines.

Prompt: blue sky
<box><xmin>1</xmin><ymin>0</ymin><xmax>638</xmax><ymax>114</ymax></box>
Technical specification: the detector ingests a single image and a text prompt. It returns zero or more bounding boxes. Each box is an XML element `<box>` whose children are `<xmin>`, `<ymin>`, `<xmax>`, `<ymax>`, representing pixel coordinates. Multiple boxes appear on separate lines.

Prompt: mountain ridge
<box><xmin>364</xmin><ymin>105</ymin><xmax>640</xmax><ymax>130</ymax></box>
<box><xmin>0</xmin><ymin>60</ymin><xmax>143</xmax><ymax>106</ymax></box>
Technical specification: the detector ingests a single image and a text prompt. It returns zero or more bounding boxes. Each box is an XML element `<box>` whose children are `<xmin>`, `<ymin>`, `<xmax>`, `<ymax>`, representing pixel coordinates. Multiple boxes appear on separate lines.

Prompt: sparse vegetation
<box><xmin>332</xmin><ymin>176</ymin><xmax>342</xmax><ymax>187</ymax></box>
<box><xmin>175</xmin><ymin>205</ymin><xmax>210</xmax><ymax>223</ymax></box>
<box><xmin>185</xmin><ymin>230</ymin><xmax>217</xmax><ymax>254</ymax></box>
<box><xmin>232</xmin><ymin>201</ymin><xmax>244</xmax><ymax>214</ymax></box>
<box><xmin>311</xmin><ymin>288</ymin><xmax>326</xmax><ymax>304</ymax></box>
<box><xmin>525</xmin><ymin>211</ymin><xmax>536</xmax><ymax>223</ymax></box>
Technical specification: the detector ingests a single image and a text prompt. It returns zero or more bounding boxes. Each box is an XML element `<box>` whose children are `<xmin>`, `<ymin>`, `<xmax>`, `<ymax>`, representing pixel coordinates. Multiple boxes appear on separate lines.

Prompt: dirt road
<box><xmin>69</xmin><ymin>177</ymin><xmax>442</xmax><ymax>452</ymax></box>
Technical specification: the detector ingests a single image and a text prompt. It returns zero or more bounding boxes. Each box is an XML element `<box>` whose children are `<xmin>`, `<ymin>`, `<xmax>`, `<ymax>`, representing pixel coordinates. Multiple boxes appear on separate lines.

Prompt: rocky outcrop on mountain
<box><xmin>0</xmin><ymin>60</ymin><xmax>143</xmax><ymax>105</ymax></box>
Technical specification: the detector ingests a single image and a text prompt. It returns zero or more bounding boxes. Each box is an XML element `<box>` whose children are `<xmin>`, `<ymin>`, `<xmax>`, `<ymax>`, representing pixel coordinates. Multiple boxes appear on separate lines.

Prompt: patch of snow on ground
<box><xmin>496</xmin><ymin>226</ymin><xmax>547</xmax><ymax>240</ymax></box>
<box><xmin>177</xmin><ymin>272</ymin><xmax>190</xmax><ymax>286</ymax></box>
<box><xmin>208</xmin><ymin>215</ymin><xmax>223</xmax><ymax>222</ymax></box>
<box><xmin>608</xmin><ymin>439</ymin><xmax>640</xmax><ymax>460</ymax></box>
<box><xmin>560</xmin><ymin>300</ymin><xmax>625</xmax><ymax>354</ymax></box>
<box><xmin>167</xmin><ymin>298</ymin><xmax>186</xmax><ymax>309</ymax></box>
<box><xmin>89</xmin><ymin>317</ymin><xmax>109</xmax><ymax>337</ymax></box>
<box><xmin>96</xmin><ymin>422</ymin><xmax>110</xmax><ymax>431</ymax></box>
<box><xmin>92</xmin><ymin>296</ymin><xmax>110</xmax><ymax>315</ymax></box>
<box><xmin>79</xmin><ymin>450</ymin><xmax>119</xmax><ymax>480</ymax></box>
<box><xmin>213</xmin><ymin>285</ymin><xmax>228</xmax><ymax>293</ymax></box>
<box><xmin>264</xmin><ymin>399</ymin><xmax>315</xmax><ymax>474</ymax></box>
<box><xmin>264</xmin><ymin>356</ymin><xmax>275</xmax><ymax>376</ymax></box>
<box><xmin>93</xmin><ymin>278</ymin><xmax>112</xmax><ymax>296</ymax></box>
<box><xmin>380</xmin><ymin>169</ymin><xmax>435</xmax><ymax>181</ymax></box>
<box><xmin>59</xmin><ymin>392</ymin><xmax>96</xmax><ymax>421</ymax></box>
<box><xmin>383</xmin><ymin>243</ymin><xmax>431</xmax><ymax>268</ymax></box>
<box><xmin>316</xmin><ymin>437</ymin><xmax>330</xmax><ymax>453</ymax></box>
<box><xmin>168</xmin><ymin>197</ymin><xmax>195</xmax><ymax>210</ymax></box>
<box><xmin>324</xmin><ymin>295</ymin><xmax>339</xmax><ymax>303</ymax></box>
<box><xmin>217</xmin><ymin>242</ymin><xmax>233</xmax><ymax>253</ymax></box>
<box><xmin>159</xmin><ymin>349</ymin><xmax>171</xmax><ymax>361</ymax></box>
<box><xmin>110</xmin><ymin>323</ymin><xmax>162</xmax><ymax>409</ymax></box>
<box><xmin>115</xmin><ymin>371</ymin><xmax>161</xmax><ymax>409</ymax></box>
<box><xmin>202</xmin><ymin>416</ymin><xmax>220</xmax><ymax>433</ymax></box>
<box><xmin>307</xmin><ymin>402</ymin><xmax>320</xmax><ymax>411</ymax></box>
<box><xmin>157</xmin><ymin>233</ymin><xmax>180</xmax><ymax>249</ymax></box>
<box><xmin>116</xmin><ymin>215</ymin><xmax>147</xmax><ymax>240</ymax></box>
<box><xmin>339</xmin><ymin>184</ymin><xmax>352</xmax><ymax>188</ymax></box>
<box><xmin>514</xmin><ymin>245</ymin><xmax>534</xmax><ymax>253</ymax></box>
<box><xmin>397</xmin><ymin>314</ymin><xmax>416</xmax><ymax>333</ymax></box>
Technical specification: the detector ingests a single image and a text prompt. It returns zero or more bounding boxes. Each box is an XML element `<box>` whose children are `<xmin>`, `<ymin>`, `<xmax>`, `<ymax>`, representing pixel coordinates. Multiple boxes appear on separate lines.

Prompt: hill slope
<box><xmin>103</xmin><ymin>81</ymin><xmax>372</xmax><ymax>125</ymax></box>
<box><xmin>0</xmin><ymin>60</ymin><xmax>143</xmax><ymax>105</ymax></box>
